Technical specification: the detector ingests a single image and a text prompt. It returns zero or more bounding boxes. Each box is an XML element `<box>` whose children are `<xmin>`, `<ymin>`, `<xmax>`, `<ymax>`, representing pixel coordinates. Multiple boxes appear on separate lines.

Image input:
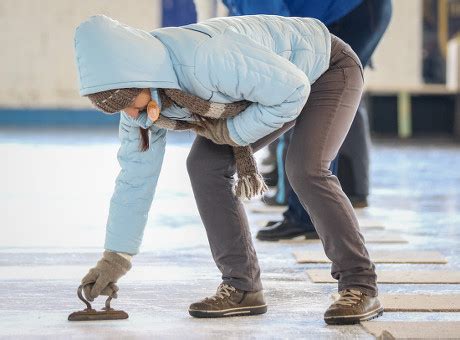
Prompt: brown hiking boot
<box><xmin>189</xmin><ymin>283</ymin><xmax>267</xmax><ymax>318</ymax></box>
<box><xmin>324</xmin><ymin>289</ymin><xmax>383</xmax><ymax>325</ymax></box>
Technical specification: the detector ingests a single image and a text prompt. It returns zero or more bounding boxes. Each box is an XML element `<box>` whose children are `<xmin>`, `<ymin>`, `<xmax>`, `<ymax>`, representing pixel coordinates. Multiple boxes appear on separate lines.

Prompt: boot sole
<box><xmin>189</xmin><ymin>305</ymin><xmax>267</xmax><ymax>318</ymax></box>
<box><xmin>324</xmin><ymin>307</ymin><xmax>384</xmax><ymax>325</ymax></box>
<box><xmin>352</xmin><ymin>202</ymin><xmax>369</xmax><ymax>209</ymax></box>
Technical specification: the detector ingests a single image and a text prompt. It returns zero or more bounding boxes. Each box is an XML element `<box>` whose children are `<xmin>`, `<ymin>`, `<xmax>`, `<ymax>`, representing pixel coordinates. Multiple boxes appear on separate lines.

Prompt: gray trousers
<box><xmin>186</xmin><ymin>36</ymin><xmax>378</xmax><ymax>296</ymax></box>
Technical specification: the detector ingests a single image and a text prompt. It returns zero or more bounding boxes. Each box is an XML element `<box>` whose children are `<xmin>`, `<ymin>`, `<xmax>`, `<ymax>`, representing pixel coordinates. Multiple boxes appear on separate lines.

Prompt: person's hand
<box><xmin>81</xmin><ymin>251</ymin><xmax>132</xmax><ymax>301</ymax></box>
<box><xmin>194</xmin><ymin>119</ymin><xmax>240</xmax><ymax>146</ymax></box>
<box><xmin>147</xmin><ymin>100</ymin><xmax>161</xmax><ymax>122</ymax></box>
<box><xmin>129</xmin><ymin>100</ymin><xmax>161</xmax><ymax>129</ymax></box>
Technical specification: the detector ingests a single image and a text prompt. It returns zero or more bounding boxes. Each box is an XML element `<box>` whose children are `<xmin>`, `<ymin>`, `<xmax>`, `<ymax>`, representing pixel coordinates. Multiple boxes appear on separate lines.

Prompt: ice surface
<box><xmin>1</xmin><ymin>128</ymin><xmax>460</xmax><ymax>338</ymax></box>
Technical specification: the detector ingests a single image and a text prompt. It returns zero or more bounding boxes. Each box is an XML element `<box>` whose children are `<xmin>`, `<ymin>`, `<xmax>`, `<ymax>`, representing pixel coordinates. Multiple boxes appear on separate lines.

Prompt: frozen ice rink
<box><xmin>1</xmin><ymin>128</ymin><xmax>460</xmax><ymax>339</ymax></box>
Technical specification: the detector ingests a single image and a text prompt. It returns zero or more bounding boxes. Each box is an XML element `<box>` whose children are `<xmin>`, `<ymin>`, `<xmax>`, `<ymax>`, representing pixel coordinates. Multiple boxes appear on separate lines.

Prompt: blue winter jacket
<box><xmin>74</xmin><ymin>14</ymin><xmax>331</xmax><ymax>254</ymax></box>
<box><xmin>223</xmin><ymin>0</ymin><xmax>363</xmax><ymax>25</ymax></box>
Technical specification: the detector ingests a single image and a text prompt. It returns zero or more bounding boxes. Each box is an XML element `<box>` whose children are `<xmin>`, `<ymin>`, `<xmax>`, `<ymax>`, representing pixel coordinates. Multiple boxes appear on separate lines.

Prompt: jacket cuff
<box><xmin>226</xmin><ymin>118</ymin><xmax>249</xmax><ymax>146</ymax></box>
<box><xmin>115</xmin><ymin>252</ymin><xmax>133</xmax><ymax>262</ymax></box>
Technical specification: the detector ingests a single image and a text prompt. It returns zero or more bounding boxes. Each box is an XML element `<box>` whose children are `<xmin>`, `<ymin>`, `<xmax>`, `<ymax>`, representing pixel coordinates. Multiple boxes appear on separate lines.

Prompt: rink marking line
<box><xmin>361</xmin><ymin>321</ymin><xmax>460</xmax><ymax>339</ymax></box>
<box><xmin>249</xmin><ymin>204</ymin><xmax>384</xmax><ymax>224</ymax></box>
<box><xmin>375</xmin><ymin>294</ymin><xmax>460</xmax><ymax>312</ymax></box>
<box><xmin>246</xmin><ymin>202</ymin><xmax>377</xmax><ymax>218</ymax></box>
<box><xmin>332</xmin><ymin>293</ymin><xmax>460</xmax><ymax>312</ymax></box>
<box><xmin>358</xmin><ymin>219</ymin><xmax>386</xmax><ymax>229</ymax></box>
<box><xmin>362</xmin><ymin>233</ymin><xmax>407</xmax><ymax>243</ymax></box>
<box><xmin>278</xmin><ymin>234</ymin><xmax>407</xmax><ymax>244</ymax></box>
<box><xmin>255</xmin><ymin>219</ymin><xmax>385</xmax><ymax>230</ymax></box>
<box><xmin>294</xmin><ymin>250</ymin><xmax>447</xmax><ymax>264</ymax></box>
<box><xmin>307</xmin><ymin>270</ymin><xmax>460</xmax><ymax>284</ymax></box>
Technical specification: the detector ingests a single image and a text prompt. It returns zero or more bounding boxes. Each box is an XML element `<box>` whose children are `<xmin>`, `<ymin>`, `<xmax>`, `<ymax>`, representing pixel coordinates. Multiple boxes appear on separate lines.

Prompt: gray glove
<box><xmin>194</xmin><ymin>119</ymin><xmax>240</xmax><ymax>146</ymax></box>
<box><xmin>81</xmin><ymin>251</ymin><xmax>132</xmax><ymax>301</ymax></box>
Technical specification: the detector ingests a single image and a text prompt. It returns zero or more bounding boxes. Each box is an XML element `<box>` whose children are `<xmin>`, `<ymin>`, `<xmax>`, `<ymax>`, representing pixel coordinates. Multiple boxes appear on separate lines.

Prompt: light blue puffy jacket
<box><xmin>74</xmin><ymin>14</ymin><xmax>331</xmax><ymax>254</ymax></box>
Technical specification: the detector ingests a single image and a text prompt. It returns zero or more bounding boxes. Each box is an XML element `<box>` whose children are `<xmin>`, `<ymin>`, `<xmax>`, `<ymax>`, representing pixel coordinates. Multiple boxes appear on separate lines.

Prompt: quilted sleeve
<box><xmin>104</xmin><ymin>112</ymin><xmax>166</xmax><ymax>254</ymax></box>
<box><xmin>194</xmin><ymin>28</ymin><xmax>310</xmax><ymax>145</ymax></box>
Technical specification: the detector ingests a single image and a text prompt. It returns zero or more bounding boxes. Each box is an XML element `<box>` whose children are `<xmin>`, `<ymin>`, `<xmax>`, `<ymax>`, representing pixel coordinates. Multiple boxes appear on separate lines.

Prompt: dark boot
<box><xmin>261</xmin><ymin>167</ymin><xmax>278</xmax><ymax>187</ymax></box>
<box><xmin>324</xmin><ymin>289</ymin><xmax>383</xmax><ymax>325</ymax></box>
<box><xmin>262</xmin><ymin>193</ymin><xmax>288</xmax><ymax>207</ymax></box>
<box><xmin>189</xmin><ymin>283</ymin><xmax>267</xmax><ymax>318</ymax></box>
<box><xmin>256</xmin><ymin>219</ymin><xmax>319</xmax><ymax>241</ymax></box>
<box><xmin>349</xmin><ymin>195</ymin><xmax>369</xmax><ymax>208</ymax></box>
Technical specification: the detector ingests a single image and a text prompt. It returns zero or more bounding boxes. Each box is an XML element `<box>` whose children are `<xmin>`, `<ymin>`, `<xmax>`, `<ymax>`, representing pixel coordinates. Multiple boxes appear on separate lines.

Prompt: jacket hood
<box><xmin>74</xmin><ymin>15</ymin><xmax>179</xmax><ymax>96</ymax></box>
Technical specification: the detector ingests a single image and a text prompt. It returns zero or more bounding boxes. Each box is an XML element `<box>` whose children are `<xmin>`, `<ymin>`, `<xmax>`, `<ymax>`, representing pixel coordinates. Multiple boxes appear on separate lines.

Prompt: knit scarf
<box><xmin>153</xmin><ymin>88</ymin><xmax>268</xmax><ymax>200</ymax></box>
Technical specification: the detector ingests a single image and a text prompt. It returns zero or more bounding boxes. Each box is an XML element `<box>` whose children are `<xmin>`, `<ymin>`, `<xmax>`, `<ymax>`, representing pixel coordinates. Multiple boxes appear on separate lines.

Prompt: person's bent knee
<box><xmin>285</xmin><ymin>157</ymin><xmax>316</xmax><ymax>192</ymax></box>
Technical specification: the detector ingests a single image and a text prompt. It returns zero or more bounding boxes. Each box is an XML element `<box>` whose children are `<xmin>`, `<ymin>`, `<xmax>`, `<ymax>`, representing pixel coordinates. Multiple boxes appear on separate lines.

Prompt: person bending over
<box><xmin>74</xmin><ymin>14</ymin><xmax>382</xmax><ymax>324</ymax></box>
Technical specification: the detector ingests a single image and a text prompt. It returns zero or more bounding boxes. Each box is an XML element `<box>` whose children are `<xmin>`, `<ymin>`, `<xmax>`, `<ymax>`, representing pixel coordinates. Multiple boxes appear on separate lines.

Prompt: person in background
<box><xmin>213</xmin><ymin>0</ymin><xmax>393</xmax><ymax>242</ymax></box>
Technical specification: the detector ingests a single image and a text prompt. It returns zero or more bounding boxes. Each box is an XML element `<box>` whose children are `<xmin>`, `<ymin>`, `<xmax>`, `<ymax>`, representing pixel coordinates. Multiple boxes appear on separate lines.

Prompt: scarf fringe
<box><xmin>234</xmin><ymin>173</ymin><xmax>269</xmax><ymax>200</ymax></box>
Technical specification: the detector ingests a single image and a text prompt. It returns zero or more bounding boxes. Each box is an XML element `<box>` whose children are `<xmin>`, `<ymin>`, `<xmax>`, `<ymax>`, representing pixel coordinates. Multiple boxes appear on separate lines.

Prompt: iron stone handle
<box><xmin>77</xmin><ymin>284</ymin><xmax>114</xmax><ymax>311</ymax></box>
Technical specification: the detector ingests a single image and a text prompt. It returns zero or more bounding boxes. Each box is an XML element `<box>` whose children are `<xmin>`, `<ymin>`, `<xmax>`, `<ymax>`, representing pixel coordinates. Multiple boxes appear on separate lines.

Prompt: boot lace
<box><xmin>208</xmin><ymin>284</ymin><xmax>237</xmax><ymax>301</ymax></box>
<box><xmin>333</xmin><ymin>289</ymin><xmax>364</xmax><ymax>307</ymax></box>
